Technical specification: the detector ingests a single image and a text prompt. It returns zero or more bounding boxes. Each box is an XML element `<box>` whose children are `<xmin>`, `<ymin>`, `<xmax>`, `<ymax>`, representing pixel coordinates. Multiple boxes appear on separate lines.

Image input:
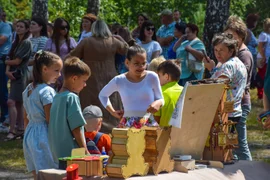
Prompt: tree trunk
<box><xmin>32</xmin><ymin>0</ymin><xmax>48</xmax><ymax>21</ymax></box>
<box><xmin>203</xmin><ymin>0</ymin><xmax>230</xmax><ymax>77</ymax></box>
<box><xmin>87</xmin><ymin>0</ymin><xmax>100</xmax><ymax>15</ymax></box>
<box><xmin>203</xmin><ymin>0</ymin><xmax>230</xmax><ymax>59</ymax></box>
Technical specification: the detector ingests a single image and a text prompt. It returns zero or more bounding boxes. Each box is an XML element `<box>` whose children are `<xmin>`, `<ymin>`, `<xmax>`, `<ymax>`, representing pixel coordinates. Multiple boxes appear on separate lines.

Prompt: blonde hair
<box><xmin>148</xmin><ymin>56</ymin><xmax>166</xmax><ymax>72</ymax></box>
<box><xmin>224</xmin><ymin>15</ymin><xmax>247</xmax><ymax>41</ymax></box>
<box><xmin>263</xmin><ymin>18</ymin><xmax>270</xmax><ymax>33</ymax></box>
<box><xmin>91</xmin><ymin>20</ymin><xmax>112</xmax><ymax>38</ymax></box>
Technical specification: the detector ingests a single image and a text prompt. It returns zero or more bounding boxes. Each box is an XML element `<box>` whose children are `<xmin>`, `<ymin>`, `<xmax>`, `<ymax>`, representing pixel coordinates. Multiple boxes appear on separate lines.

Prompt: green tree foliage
<box><xmin>0</xmin><ymin>0</ymin><xmax>31</xmax><ymax>22</ymax></box>
<box><xmin>1</xmin><ymin>0</ymin><xmax>269</xmax><ymax>38</ymax></box>
<box><xmin>99</xmin><ymin>0</ymin><xmax>204</xmax><ymax>29</ymax></box>
<box><xmin>48</xmin><ymin>0</ymin><xmax>87</xmax><ymax>39</ymax></box>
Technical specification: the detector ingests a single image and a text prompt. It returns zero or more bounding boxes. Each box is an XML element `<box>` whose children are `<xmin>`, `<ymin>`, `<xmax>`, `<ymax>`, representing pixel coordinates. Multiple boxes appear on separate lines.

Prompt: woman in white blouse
<box><xmin>138</xmin><ymin>20</ymin><xmax>162</xmax><ymax>64</ymax></box>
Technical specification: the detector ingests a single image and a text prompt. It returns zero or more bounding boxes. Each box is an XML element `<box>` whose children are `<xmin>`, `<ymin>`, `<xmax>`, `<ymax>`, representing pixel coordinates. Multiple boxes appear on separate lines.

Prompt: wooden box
<box><xmin>143</xmin><ymin>127</ymin><xmax>174</xmax><ymax>175</ymax></box>
<box><xmin>106</xmin><ymin>128</ymin><xmax>149</xmax><ymax>179</ymax></box>
<box><xmin>67</xmin><ymin>156</ymin><xmax>102</xmax><ymax>176</ymax></box>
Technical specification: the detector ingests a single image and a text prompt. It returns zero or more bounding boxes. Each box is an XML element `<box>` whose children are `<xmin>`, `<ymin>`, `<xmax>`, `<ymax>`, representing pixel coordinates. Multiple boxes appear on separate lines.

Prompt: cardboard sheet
<box><xmin>170</xmin><ymin>83</ymin><xmax>225</xmax><ymax>160</ymax></box>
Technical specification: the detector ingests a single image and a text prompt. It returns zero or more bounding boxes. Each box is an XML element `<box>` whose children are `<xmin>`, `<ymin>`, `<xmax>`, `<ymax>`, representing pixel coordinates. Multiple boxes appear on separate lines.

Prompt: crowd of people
<box><xmin>0</xmin><ymin>7</ymin><xmax>270</xmax><ymax>179</ymax></box>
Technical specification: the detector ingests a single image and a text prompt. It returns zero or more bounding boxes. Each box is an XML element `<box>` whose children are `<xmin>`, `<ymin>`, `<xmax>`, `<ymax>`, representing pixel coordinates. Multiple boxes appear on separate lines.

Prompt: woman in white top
<box><xmin>99</xmin><ymin>45</ymin><xmax>164</xmax><ymax>128</ymax></box>
<box><xmin>78</xmin><ymin>14</ymin><xmax>97</xmax><ymax>44</ymax></box>
<box><xmin>138</xmin><ymin>20</ymin><xmax>162</xmax><ymax>63</ymax></box>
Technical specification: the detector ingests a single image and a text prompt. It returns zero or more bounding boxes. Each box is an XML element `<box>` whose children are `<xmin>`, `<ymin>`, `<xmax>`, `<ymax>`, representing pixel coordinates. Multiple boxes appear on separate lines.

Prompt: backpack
<box><xmin>86</xmin><ymin>132</ymin><xmax>103</xmax><ymax>154</ymax></box>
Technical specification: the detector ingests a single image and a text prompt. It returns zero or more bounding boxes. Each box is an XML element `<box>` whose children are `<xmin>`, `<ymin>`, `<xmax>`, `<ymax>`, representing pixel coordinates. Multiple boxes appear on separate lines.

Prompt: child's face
<box><xmin>43</xmin><ymin>59</ymin><xmax>63</xmax><ymax>84</ymax></box>
<box><xmin>126</xmin><ymin>53</ymin><xmax>147</xmax><ymax>76</ymax></box>
<box><xmin>158</xmin><ymin>71</ymin><xmax>169</xmax><ymax>86</ymax></box>
<box><xmin>71</xmin><ymin>74</ymin><xmax>89</xmax><ymax>93</ymax></box>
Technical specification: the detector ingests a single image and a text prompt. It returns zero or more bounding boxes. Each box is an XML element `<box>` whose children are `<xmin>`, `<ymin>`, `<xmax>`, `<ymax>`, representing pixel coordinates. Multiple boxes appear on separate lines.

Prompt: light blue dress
<box><xmin>23</xmin><ymin>83</ymin><xmax>57</xmax><ymax>173</ymax></box>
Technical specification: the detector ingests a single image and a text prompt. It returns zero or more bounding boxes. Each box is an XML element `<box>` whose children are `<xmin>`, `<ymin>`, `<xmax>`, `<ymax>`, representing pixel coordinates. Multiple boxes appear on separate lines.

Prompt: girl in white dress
<box><xmin>99</xmin><ymin>45</ymin><xmax>164</xmax><ymax>128</ymax></box>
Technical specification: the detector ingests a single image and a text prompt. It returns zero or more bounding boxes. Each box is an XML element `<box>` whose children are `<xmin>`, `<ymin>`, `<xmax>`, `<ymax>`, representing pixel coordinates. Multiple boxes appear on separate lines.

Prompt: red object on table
<box><xmin>62</xmin><ymin>163</ymin><xmax>83</xmax><ymax>180</ymax></box>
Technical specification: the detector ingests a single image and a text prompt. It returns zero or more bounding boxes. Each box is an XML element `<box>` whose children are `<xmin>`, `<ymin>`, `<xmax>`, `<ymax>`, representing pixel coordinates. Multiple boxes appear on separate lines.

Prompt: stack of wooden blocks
<box><xmin>106</xmin><ymin>127</ymin><xmax>174</xmax><ymax>178</ymax></box>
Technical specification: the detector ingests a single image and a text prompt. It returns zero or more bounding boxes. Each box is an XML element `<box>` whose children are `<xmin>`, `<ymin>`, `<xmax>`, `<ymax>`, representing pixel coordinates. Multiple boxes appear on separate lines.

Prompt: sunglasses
<box><xmin>146</xmin><ymin>27</ymin><xmax>155</xmax><ymax>31</ymax></box>
<box><xmin>60</xmin><ymin>26</ymin><xmax>68</xmax><ymax>30</ymax></box>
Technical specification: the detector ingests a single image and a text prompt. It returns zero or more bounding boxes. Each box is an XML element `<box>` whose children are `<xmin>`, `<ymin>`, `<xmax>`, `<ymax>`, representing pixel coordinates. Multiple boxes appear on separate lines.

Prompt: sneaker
<box><xmin>0</xmin><ymin>123</ymin><xmax>9</xmax><ymax>133</ymax></box>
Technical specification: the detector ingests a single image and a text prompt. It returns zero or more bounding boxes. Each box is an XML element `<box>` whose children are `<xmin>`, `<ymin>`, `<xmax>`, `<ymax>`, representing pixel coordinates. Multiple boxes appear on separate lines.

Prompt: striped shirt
<box><xmin>30</xmin><ymin>36</ymin><xmax>48</xmax><ymax>59</ymax></box>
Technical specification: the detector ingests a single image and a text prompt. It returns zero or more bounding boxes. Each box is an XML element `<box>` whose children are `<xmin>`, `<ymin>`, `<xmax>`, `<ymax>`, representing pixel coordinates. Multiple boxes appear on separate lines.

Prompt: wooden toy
<box><xmin>106</xmin><ymin>128</ymin><xmax>149</xmax><ymax>179</ymax></box>
<box><xmin>143</xmin><ymin>127</ymin><xmax>174</xmax><ymax>175</ymax></box>
<box><xmin>67</xmin><ymin>156</ymin><xmax>102</xmax><ymax>176</ymax></box>
<box><xmin>62</xmin><ymin>164</ymin><xmax>82</xmax><ymax>180</ymax></box>
<box><xmin>203</xmin><ymin>85</ymin><xmax>236</xmax><ymax>163</ymax></box>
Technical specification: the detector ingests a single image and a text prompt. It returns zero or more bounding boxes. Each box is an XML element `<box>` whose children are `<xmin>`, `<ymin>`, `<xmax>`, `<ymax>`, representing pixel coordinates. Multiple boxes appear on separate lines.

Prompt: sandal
<box><xmin>4</xmin><ymin>132</ymin><xmax>17</xmax><ymax>141</ymax></box>
<box><xmin>16</xmin><ymin>133</ymin><xmax>24</xmax><ymax>140</ymax></box>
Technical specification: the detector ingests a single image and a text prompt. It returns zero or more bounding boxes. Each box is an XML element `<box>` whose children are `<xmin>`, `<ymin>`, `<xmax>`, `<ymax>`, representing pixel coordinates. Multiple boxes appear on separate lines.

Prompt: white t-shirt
<box><xmin>257</xmin><ymin>32</ymin><xmax>270</xmax><ymax>63</ymax></box>
<box><xmin>99</xmin><ymin>71</ymin><xmax>164</xmax><ymax>117</ymax></box>
<box><xmin>138</xmin><ymin>40</ymin><xmax>162</xmax><ymax>63</ymax></box>
<box><xmin>78</xmin><ymin>31</ymin><xmax>92</xmax><ymax>44</ymax></box>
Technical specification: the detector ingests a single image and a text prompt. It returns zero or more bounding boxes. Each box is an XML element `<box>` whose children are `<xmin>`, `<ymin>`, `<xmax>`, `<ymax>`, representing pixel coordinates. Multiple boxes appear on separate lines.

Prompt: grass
<box><xmin>0</xmin><ymin>89</ymin><xmax>269</xmax><ymax>173</ymax></box>
<box><xmin>0</xmin><ymin>135</ymin><xmax>27</xmax><ymax>172</ymax></box>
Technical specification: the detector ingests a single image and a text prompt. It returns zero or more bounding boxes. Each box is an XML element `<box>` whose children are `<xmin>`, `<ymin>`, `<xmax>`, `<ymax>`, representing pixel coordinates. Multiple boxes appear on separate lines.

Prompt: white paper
<box><xmin>169</xmin><ymin>82</ymin><xmax>189</xmax><ymax>128</ymax></box>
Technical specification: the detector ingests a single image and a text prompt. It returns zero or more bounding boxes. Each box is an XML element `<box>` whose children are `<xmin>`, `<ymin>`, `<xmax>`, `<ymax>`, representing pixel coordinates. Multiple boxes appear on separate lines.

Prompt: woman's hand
<box><xmin>147</xmin><ymin>100</ymin><xmax>162</xmax><ymax>114</ymax></box>
<box><xmin>6</xmin><ymin>71</ymin><xmax>15</xmax><ymax>80</ymax></box>
<box><xmin>110</xmin><ymin>110</ymin><xmax>124</xmax><ymax>119</ymax></box>
<box><xmin>203</xmin><ymin>57</ymin><xmax>216</xmax><ymax>71</ymax></box>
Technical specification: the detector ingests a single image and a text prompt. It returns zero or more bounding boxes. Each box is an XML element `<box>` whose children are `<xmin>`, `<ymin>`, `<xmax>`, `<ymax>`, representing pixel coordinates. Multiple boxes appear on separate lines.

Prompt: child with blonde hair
<box><xmin>148</xmin><ymin>56</ymin><xmax>166</xmax><ymax>72</ymax></box>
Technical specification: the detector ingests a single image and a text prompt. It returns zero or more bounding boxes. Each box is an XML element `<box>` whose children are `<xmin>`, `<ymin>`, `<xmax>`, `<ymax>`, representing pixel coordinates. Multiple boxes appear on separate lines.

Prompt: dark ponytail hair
<box><xmin>33</xmin><ymin>50</ymin><xmax>61</xmax><ymax>87</ymax></box>
<box><xmin>126</xmin><ymin>44</ymin><xmax>146</xmax><ymax>61</ymax></box>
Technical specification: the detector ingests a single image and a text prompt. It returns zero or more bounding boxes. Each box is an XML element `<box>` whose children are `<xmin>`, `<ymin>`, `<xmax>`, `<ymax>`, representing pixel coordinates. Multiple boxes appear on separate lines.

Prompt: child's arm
<box><xmin>147</xmin><ymin>100</ymin><xmax>163</xmax><ymax>114</ymax></box>
<box><xmin>24</xmin><ymin>109</ymin><xmax>29</xmax><ymax>130</ymax></box>
<box><xmin>148</xmin><ymin>73</ymin><xmax>164</xmax><ymax>114</ymax></box>
<box><xmin>99</xmin><ymin>77</ymin><xmax>123</xmax><ymax>118</ymax></box>
<box><xmin>44</xmin><ymin>104</ymin><xmax>52</xmax><ymax>123</ymax></box>
<box><xmin>106</xmin><ymin>105</ymin><xmax>124</xmax><ymax>119</ymax></box>
<box><xmin>72</xmin><ymin>127</ymin><xmax>89</xmax><ymax>154</ymax></box>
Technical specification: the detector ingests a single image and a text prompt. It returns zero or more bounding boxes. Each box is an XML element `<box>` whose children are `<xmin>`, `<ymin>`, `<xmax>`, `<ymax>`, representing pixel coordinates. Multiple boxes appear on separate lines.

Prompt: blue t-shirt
<box><xmin>156</xmin><ymin>22</ymin><xmax>175</xmax><ymax>59</ymax></box>
<box><xmin>176</xmin><ymin>39</ymin><xmax>205</xmax><ymax>80</ymax></box>
<box><xmin>0</xmin><ymin>21</ymin><xmax>12</xmax><ymax>58</ymax></box>
<box><xmin>167</xmin><ymin>38</ymin><xmax>178</xmax><ymax>59</ymax></box>
<box><xmin>247</xmin><ymin>29</ymin><xmax>258</xmax><ymax>57</ymax></box>
<box><xmin>49</xmin><ymin>91</ymin><xmax>86</xmax><ymax>163</ymax></box>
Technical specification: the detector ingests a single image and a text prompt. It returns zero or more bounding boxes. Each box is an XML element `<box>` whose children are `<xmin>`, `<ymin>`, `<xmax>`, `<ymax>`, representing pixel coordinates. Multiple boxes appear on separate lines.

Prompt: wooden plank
<box><xmin>171</xmin><ymin>83</ymin><xmax>225</xmax><ymax>160</ymax></box>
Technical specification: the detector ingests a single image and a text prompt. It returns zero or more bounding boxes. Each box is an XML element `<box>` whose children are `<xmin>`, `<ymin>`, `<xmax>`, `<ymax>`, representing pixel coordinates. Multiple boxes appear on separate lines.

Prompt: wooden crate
<box><xmin>143</xmin><ymin>127</ymin><xmax>174</xmax><ymax>175</ymax></box>
<box><xmin>106</xmin><ymin>128</ymin><xmax>149</xmax><ymax>179</ymax></box>
<box><xmin>67</xmin><ymin>156</ymin><xmax>102</xmax><ymax>176</ymax></box>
